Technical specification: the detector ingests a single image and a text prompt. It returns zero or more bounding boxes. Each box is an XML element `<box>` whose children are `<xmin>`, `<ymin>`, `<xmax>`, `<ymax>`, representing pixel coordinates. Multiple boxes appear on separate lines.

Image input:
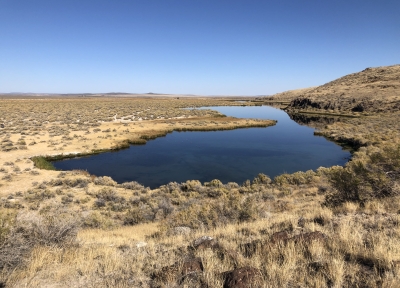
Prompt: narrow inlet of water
<box><xmin>52</xmin><ymin>106</ymin><xmax>351</xmax><ymax>188</ymax></box>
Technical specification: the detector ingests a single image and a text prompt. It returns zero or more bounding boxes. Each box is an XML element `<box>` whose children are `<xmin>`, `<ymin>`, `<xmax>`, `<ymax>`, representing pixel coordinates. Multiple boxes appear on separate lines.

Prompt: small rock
<box><xmin>136</xmin><ymin>241</ymin><xmax>147</xmax><ymax>248</ymax></box>
<box><xmin>193</xmin><ymin>236</ymin><xmax>220</xmax><ymax>251</ymax></box>
<box><xmin>223</xmin><ymin>266</ymin><xmax>264</xmax><ymax>288</ymax></box>
<box><xmin>194</xmin><ymin>236</ymin><xmax>213</xmax><ymax>247</ymax></box>
<box><xmin>171</xmin><ymin>226</ymin><xmax>192</xmax><ymax>236</ymax></box>
<box><xmin>152</xmin><ymin>257</ymin><xmax>203</xmax><ymax>284</ymax></box>
<box><xmin>181</xmin><ymin>257</ymin><xmax>204</xmax><ymax>275</ymax></box>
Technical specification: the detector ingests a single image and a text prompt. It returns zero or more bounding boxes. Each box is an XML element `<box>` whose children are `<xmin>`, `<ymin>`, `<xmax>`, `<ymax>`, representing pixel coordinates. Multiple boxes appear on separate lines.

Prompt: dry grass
<box><xmin>265</xmin><ymin>64</ymin><xmax>400</xmax><ymax>113</ymax></box>
<box><xmin>0</xmin><ymin>92</ymin><xmax>400</xmax><ymax>287</ymax></box>
<box><xmin>4</xmin><ymin>202</ymin><xmax>400</xmax><ymax>287</ymax></box>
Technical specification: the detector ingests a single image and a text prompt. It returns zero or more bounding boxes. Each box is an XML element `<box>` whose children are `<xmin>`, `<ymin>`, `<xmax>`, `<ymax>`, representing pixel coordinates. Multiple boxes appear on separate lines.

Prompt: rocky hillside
<box><xmin>274</xmin><ymin>64</ymin><xmax>400</xmax><ymax>113</ymax></box>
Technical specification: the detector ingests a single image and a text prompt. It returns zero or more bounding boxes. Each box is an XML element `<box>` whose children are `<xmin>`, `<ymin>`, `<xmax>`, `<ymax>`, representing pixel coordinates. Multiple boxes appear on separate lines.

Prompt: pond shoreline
<box><xmin>50</xmin><ymin>106</ymin><xmax>352</xmax><ymax>188</ymax></box>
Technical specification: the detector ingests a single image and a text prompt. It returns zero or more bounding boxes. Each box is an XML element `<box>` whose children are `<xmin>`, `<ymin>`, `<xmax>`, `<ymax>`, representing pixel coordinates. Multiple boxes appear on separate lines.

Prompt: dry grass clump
<box><xmin>0</xmin><ymin>207</ymin><xmax>80</xmax><ymax>284</ymax></box>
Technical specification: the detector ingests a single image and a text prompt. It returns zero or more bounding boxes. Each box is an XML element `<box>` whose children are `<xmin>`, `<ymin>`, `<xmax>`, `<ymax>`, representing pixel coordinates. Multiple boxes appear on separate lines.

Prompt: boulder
<box><xmin>223</xmin><ymin>266</ymin><xmax>264</xmax><ymax>288</ymax></box>
<box><xmin>152</xmin><ymin>257</ymin><xmax>203</xmax><ymax>284</ymax></box>
<box><xmin>194</xmin><ymin>236</ymin><xmax>219</xmax><ymax>250</ymax></box>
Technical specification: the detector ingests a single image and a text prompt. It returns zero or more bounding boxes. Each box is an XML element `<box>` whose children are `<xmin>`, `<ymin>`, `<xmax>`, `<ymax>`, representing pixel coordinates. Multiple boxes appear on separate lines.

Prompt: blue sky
<box><xmin>1</xmin><ymin>1</ymin><xmax>399</xmax><ymax>95</ymax></box>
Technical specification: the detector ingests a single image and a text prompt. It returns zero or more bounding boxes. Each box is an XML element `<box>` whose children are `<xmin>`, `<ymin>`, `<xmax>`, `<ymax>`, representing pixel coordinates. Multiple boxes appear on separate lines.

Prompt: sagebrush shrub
<box><xmin>325</xmin><ymin>144</ymin><xmax>400</xmax><ymax>206</ymax></box>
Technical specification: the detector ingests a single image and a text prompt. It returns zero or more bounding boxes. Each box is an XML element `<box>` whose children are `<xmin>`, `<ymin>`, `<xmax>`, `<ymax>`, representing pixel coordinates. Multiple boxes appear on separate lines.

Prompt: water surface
<box><xmin>53</xmin><ymin>106</ymin><xmax>350</xmax><ymax>188</ymax></box>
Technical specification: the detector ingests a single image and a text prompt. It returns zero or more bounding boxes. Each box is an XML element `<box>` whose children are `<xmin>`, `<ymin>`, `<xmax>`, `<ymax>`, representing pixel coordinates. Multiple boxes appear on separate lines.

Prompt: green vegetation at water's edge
<box><xmin>31</xmin><ymin>156</ymin><xmax>56</xmax><ymax>170</ymax></box>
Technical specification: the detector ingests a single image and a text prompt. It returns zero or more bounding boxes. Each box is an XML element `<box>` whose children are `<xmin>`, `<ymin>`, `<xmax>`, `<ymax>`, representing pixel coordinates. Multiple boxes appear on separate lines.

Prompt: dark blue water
<box><xmin>53</xmin><ymin>106</ymin><xmax>350</xmax><ymax>188</ymax></box>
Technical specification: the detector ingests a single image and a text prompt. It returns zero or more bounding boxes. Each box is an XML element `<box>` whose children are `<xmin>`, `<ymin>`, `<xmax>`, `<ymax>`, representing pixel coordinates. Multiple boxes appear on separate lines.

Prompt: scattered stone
<box><xmin>0</xmin><ymin>124</ymin><xmax>4</xmax><ymax>128</ymax></box>
<box><xmin>223</xmin><ymin>266</ymin><xmax>264</xmax><ymax>288</ymax></box>
<box><xmin>152</xmin><ymin>257</ymin><xmax>204</xmax><ymax>284</ymax></box>
<box><xmin>193</xmin><ymin>236</ymin><xmax>221</xmax><ymax>251</ymax></box>
<box><xmin>171</xmin><ymin>226</ymin><xmax>192</xmax><ymax>236</ymax></box>
<box><xmin>181</xmin><ymin>257</ymin><xmax>204</xmax><ymax>275</ymax></box>
<box><xmin>136</xmin><ymin>241</ymin><xmax>147</xmax><ymax>248</ymax></box>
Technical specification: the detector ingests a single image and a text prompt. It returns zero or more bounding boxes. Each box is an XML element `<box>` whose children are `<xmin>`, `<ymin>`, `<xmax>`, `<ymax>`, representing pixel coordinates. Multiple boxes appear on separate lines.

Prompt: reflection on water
<box><xmin>53</xmin><ymin>106</ymin><xmax>351</xmax><ymax>188</ymax></box>
<box><xmin>288</xmin><ymin>113</ymin><xmax>341</xmax><ymax>130</ymax></box>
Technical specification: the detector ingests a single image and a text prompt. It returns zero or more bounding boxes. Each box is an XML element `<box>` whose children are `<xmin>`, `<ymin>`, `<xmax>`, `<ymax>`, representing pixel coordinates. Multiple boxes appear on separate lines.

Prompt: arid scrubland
<box><xmin>1</xmin><ymin>64</ymin><xmax>400</xmax><ymax>288</ymax></box>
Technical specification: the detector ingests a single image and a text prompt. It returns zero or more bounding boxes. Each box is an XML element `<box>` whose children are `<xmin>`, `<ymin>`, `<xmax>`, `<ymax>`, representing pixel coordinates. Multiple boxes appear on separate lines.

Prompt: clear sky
<box><xmin>1</xmin><ymin>1</ymin><xmax>399</xmax><ymax>95</ymax></box>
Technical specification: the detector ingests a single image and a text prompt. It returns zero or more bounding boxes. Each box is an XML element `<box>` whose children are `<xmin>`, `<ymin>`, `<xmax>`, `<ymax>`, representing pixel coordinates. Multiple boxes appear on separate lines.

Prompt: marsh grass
<box><xmin>31</xmin><ymin>156</ymin><xmax>56</xmax><ymax>170</ymax></box>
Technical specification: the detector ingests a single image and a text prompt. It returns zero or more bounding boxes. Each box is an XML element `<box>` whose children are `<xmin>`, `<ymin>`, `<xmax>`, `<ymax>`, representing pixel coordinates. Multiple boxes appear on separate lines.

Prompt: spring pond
<box><xmin>52</xmin><ymin>106</ymin><xmax>351</xmax><ymax>188</ymax></box>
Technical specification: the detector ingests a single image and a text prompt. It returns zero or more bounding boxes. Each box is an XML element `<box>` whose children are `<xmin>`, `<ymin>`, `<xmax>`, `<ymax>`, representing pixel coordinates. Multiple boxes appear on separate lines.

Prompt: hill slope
<box><xmin>272</xmin><ymin>64</ymin><xmax>400</xmax><ymax>112</ymax></box>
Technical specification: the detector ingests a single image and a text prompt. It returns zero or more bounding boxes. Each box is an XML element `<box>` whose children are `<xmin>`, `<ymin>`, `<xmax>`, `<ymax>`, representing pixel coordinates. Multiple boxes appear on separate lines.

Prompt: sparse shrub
<box><xmin>30</xmin><ymin>170</ymin><xmax>40</xmax><ymax>175</ymax></box>
<box><xmin>274</xmin><ymin>170</ymin><xmax>316</xmax><ymax>186</ymax></box>
<box><xmin>124</xmin><ymin>206</ymin><xmax>153</xmax><ymax>225</ymax></box>
<box><xmin>94</xmin><ymin>176</ymin><xmax>117</xmax><ymax>186</ymax></box>
<box><xmin>180</xmin><ymin>180</ymin><xmax>202</xmax><ymax>192</ymax></box>
<box><xmin>96</xmin><ymin>187</ymin><xmax>118</xmax><ymax>201</ymax></box>
<box><xmin>225</xmin><ymin>182</ymin><xmax>239</xmax><ymax>189</ymax></box>
<box><xmin>161</xmin><ymin>182</ymin><xmax>182</xmax><ymax>193</ymax></box>
<box><xmin>252</xmin><ymin>173</ymin><xmax>272</xmax><ymax>185</ymax></box>
<box><xmin>317</xmin><ymin>185</ymin><xmax>330</xmax><ymax>194</ymax></box>
<box><xmin>0</xmin><ymin>209</ymin><xmax>80</xmax><ymax>271</ymax></box>
<box><xmin>121</xmin><ymin>181</ymin><xmax>144</xmax><ymax>190</ymax></box>
<box><xmin>49</xmin><ymin>178</ymin><xmax>63</xmax><ymax>186</ymax></box>
<box><xmin>57</xmin><ymin>171</ymin><xmax>67</xmax><ymax>178</ymax></box>
<box><xmin>207</xmin><ymin>188</ymin><xmax>223</xmax><ymax>198</ymax></box>
<box><xmin>83</xmin><ymin>211</ymin><xmax>115</xmax><ymax>229</ymax></box>
<box><xmin>61</xmin><ymin>195</ymin><xmax>74</xmax><ymax>204</ymax></box>
<box><xmin>325</xmin><ymin>144</ymin><xmax>400</xmax><ymax>206</ymax></box>
<box><xmin>0</xmin><ymin>211</ymin><xmax>16</xmax><ymax>244</ymax></box>
<box><xmin>94</xmin><ymin>198</ymin><xmax>106</xmax><ymax>208</ymax></box>
<box><xmin>205</xmin><ymin>179</ymin><xmax>223</xmax><ymax>188</ymax></box>
<box><xmin>242</xmin><ymin>179</ymin><xmax>251</xmax><ymax>187</ymax></box>
<box><xmin>24</xmin><ymin>189</ymin><xmax>55</xmax><ymax>202</ymax></box>
<box><xmin>38</xmin><ymin>181</ymin><xmax>48</xmax><ymax>189</ymax></box>
<box><xmin>158</xmin><ymin>197</ymin><xmax>174</xmax><ymax>217</ymax></box>
<box><xmin>2</xmin><ymin>174</ymin><xmax>12</xmax><ymax>181</ymax></box>
<box><xmin>63</xmin><ymin>178</ymin><xmax>90</xmax><ymax>188</ymax></box>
